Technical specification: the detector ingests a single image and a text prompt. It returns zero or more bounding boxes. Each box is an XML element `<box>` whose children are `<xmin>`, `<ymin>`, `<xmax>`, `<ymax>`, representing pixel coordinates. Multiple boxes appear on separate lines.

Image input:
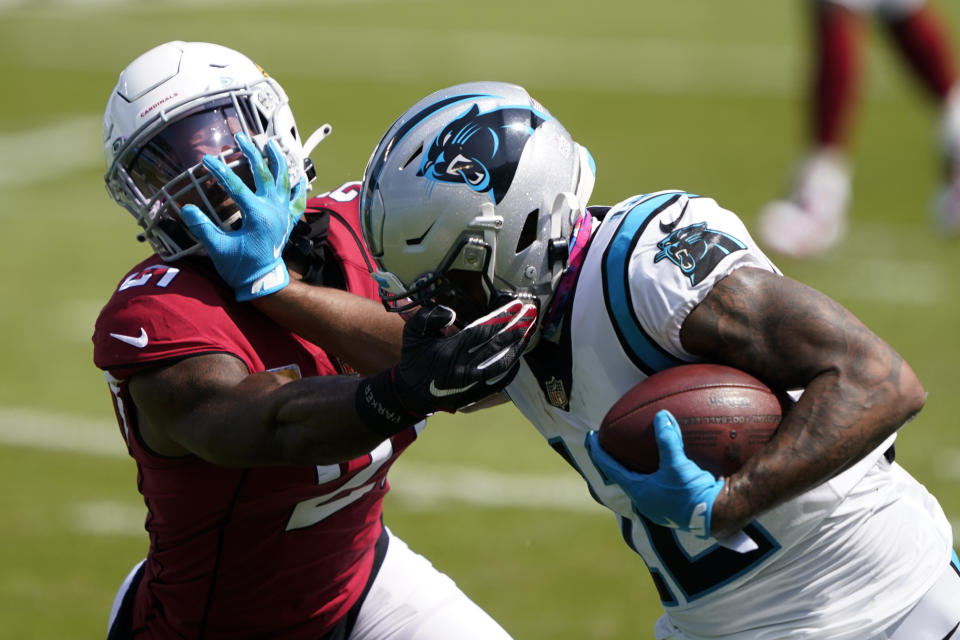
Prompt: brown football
<box><xmin>598</xmin><ymin>364</ymin><xmax>786</xmax><ymax>477</ymax></box>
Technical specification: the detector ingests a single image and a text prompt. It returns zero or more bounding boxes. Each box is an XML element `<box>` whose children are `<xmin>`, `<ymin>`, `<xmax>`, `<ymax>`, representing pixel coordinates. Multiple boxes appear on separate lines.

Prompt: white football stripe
<box><xmin>71</xmin><ymin>500</ymin><xmax>146</xmax><ymax>536</ymax></box>
<box><xmin>388</xmin><ymin>462</ymin><xmax>601</xmax><ymax>514</ymax></box>
<box><xmin>937</xmin><ymin>449</ymin><xmax>960</xmax><ymax>481</ymax></box>
<box><xmin>4</xmin><ymin>408</ymin><xmax>955</xmax><ymax>529</ymax></box>
<box><xmin>0</xmin><ymin>407</ymin><xmax>125</xmax><ymax>457</ymax></box>
<box><xmin>0</xmin><ymin>116</ymin><xmax>101</xmax><ymax>188</ymax></box>
<box><xmin>815</xmin><ymin>256</ymin><xmax>944</xmax><ymax>306</ymax></box>
<box><xmin>0</xmin><ymin>407</ymin><xmax>601</xmax><ymax>516</ymax></box>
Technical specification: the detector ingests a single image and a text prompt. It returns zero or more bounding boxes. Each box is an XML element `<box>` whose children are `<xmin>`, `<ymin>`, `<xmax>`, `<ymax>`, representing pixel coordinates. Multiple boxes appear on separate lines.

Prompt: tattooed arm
<box><xmin>679</xmin><ymin>266</ymin><xmax>926</xmax><ymax>538</ymax></box>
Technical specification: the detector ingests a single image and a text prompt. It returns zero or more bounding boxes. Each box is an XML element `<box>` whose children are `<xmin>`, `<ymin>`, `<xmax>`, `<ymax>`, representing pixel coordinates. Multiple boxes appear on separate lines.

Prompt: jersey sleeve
<box><xmin>92</xmin><ymin>259</ymin><xmax>259</xmax><ymax>379</ymax></box>
<box><xmin>622</xmin><ymin>191</ymin><xmax>781</xmax><ymax>360</ymax></box>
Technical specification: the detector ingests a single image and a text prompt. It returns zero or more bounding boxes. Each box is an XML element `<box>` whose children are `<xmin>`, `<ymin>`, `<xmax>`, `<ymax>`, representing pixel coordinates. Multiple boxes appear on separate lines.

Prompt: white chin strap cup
<box><xmin>302</xmin><ymin>124</ymin><xmax>333</xmax><ymax>158</ymax></box>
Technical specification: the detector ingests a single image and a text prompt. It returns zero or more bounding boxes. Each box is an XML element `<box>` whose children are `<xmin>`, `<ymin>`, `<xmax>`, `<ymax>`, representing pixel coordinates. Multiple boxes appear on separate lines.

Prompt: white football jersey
<box><xmin>506</xmin><ymin>190</ymin><xmax>953</xmax><ymax>639</ymax></box>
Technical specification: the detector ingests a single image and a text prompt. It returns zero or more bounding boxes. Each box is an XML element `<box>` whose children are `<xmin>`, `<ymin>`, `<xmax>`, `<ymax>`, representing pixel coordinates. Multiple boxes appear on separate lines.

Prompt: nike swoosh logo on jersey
<box><xmin>428</xmin><ymin>379</ymin><xmax>478</xmax><ymax>398</ymax></box>
<box><xmin>273</xmin><ymin>244</ymin><xmax>283</xmax><ymax>259</ymax></box>
<box><xmin>658</xmin><ymin>195</ymin><xmax>689</xmax><ymax>233</ymax></box>
<box><xmin>109</xmin><ymin>328</ymin><xmax>149</xmax><ymax>349</ymax></box>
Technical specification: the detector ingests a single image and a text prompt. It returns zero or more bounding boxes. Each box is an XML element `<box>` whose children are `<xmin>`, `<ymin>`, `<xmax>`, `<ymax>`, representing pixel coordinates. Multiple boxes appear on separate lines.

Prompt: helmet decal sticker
<box><xmin>357</xmin><ymin>81</ymin><xmax>586</xmax><ymax>321</ymax></box>
<box><xmin>653</xmin><ymin>222</ymin><xmax>746</xmax><ymax>286</ymax></box>
<box><xmin>361</xmin><ymin>93</ymin><xmax>490</xmax><ymax>222</ymax></box>
<box><xmin>417</xmin><ymin>103</ymin><xmax>547</xmax><ymax>204</ymax></box>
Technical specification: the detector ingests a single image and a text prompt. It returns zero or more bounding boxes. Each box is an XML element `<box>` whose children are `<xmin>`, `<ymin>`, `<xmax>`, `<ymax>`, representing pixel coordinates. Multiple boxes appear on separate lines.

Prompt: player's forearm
<box><xmin>261</xmin><ymin>373</ymin><xmax>399</xmax><ymax>465</ymax></box>
<box><xmin>681</xmin><ymin>267</ymin><xmax>926</xmax><ymax>537</ymax></box>
<box><xmin>191</xmin><ymin>373</ymin><xmax>399</xmax><ymax>467</ymax></box>
<box><xmin>143</xmin><ymin>363</ymin><xmax>400</xmax><ymax>468</ymax></box>
<box><xmin>253</xmin><ymin>279</ymin><xmax>404</xmax><ymax>374</ymax></box>
<box><xmin>711</xmin><ymin>357</ymin><xmax>925</xmax><ymax>537</ymax></box>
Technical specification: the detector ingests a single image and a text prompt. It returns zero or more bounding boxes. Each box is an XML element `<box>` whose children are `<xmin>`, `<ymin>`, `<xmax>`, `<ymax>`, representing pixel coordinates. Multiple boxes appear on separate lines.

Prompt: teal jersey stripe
<box><xmin>601</xmin><ymin>192</ymin><xmax>688</xmax><ymax>375</ymax></box>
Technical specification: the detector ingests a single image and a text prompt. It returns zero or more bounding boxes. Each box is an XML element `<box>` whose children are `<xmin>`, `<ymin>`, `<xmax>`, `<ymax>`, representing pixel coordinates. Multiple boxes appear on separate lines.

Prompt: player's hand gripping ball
<box><xmin>598</xmin><ymin>364</ymin><xmax>787</xmax><ymax>477</ymax></box>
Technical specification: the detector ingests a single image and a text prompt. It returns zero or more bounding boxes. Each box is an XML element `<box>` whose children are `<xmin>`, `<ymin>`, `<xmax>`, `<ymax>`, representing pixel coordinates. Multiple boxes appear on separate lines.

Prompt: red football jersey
<box><xmin>93</xmin><ymin>184</ymin><xmax>417</xmax><ymax>639</ymax></box>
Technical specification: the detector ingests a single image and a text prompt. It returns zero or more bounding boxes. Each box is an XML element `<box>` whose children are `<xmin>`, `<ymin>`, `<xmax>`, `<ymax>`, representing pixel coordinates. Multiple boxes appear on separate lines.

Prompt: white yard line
<box><xmin>811</xmin><ymin>256</ymin><xmax>946</xmax><ymax>307</ymax></box>
<box><xmin>70</xmin><ymin>500</ymin><xmax>146</xmax><ymax>536</ymax></box>
<box><xmin>388</xmin><ymin>462</ymin><xmax>601</xmax><ymax>514</ymax></box>
<box><xmin>1</xmin><ymin>407</ymin><xmax>956</xmax><ymax>537</ymax></box>
<box><xmin>0</xmin><ymin>407</ymin><xmax>123</xmax><ymax>457</ymax></box>
<box><xmin>0</xmin><ymin>116</ymin><xmax>101</xmax><ymax>188</ymax></box>
<box><xmin>69</xmin><ymin>465</ymin><xmax>603</xmax><ymax>536</ymax></box>
<box><xmin>937</xmin><ymin>449</ymin><xmax>960</xmax><ymax>482</ymax></box>
<box><xmin>0</xmin><ymin>407</ymin><xmax>600</xmax><ymax>522</ymax></box>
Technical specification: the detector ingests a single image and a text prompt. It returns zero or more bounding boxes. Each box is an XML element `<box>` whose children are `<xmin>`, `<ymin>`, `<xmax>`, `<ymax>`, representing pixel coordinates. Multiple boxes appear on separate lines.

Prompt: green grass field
<box><xmin>1</xmin><ymin>1</ymin><xmax>959</xmax><ymax>638</ymax></box>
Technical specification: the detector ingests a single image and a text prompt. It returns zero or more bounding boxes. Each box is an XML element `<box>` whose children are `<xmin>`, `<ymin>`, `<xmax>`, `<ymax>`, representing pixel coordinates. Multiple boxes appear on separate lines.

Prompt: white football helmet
<box><xmin>360</xmin><ymin>81</ymin><xmax>595</xmax><ymax>325</ymax></box>
<box><xmin>103</xmin><ymin>41</ymin><xmax>329</xmax><ymax>260</ymax></box>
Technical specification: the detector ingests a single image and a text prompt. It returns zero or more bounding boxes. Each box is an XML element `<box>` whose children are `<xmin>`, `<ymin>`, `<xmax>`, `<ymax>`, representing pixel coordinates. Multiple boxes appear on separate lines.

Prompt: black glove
<box><xmin>356</xmin><ymin>299</ymin><xmax>538</xmax><ymax>436</ymax></box>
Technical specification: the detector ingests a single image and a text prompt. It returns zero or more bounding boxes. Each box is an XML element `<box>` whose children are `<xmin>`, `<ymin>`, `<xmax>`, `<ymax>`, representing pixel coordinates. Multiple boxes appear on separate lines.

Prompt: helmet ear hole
<box><xmin>515</xmin><ymin>209</ymin><xmax>539</xmax><ymax>253</ymax></box>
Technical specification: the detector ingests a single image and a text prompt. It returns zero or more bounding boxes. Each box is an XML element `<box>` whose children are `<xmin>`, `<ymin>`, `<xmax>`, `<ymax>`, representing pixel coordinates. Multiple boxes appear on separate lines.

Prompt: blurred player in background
<box><xmin>345</xmin><ymin>82</ymin><xmax>957</xmax><ymax>639</ymax></box>
<box><xmin>94</xmin><ymin>42</ymin><xmax>529</xmax><ymax>639</ymax></box>
<box><xmin>758</xmin><ymin>0</ymin><xmax>960</xmax><ymax>258</ymax></box>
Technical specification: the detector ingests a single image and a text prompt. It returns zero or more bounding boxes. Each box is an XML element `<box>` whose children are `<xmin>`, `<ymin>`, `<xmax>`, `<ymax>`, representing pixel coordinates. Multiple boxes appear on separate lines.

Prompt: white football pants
<box><xmin>107</xmin><ymin>528</ymin><xmax>512</xmax><ymax>639</ymax></box>
<box><xmin>349</xmin><ymin>527</ymin><xmax>513</xmax><ymax>640</ymax></box>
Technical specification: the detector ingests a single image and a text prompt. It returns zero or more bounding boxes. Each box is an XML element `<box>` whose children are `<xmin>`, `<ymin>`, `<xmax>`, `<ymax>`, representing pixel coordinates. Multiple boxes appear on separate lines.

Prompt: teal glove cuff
<box><xmin>235</xmin><ymin>262</ymin><xmax>290</xmax><ymax>302</ymax></box>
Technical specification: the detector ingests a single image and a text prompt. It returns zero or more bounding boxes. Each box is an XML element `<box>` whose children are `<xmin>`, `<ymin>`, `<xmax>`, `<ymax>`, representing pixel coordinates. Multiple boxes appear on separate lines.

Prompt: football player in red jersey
<box><xmin>94</xmin><ymin>41</ymin><xmax>534</xmax><ymax>640</ymax></box>
<box><xmin>758</xmin><ymin>0</ymin><xmax>960</xmax><ymax>258</ymax></box>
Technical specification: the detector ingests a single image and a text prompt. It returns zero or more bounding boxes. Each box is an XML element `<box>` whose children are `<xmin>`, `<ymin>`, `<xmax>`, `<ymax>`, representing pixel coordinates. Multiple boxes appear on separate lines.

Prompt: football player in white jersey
<box><xmin>355</xmin><ymin>82</ymin><xmax>960</xmax><ymax>639</ymax></box>
<box><xmin>191</xmin><ymin>81</ymin><xmax>959</xmax><ymax>639</ymax></box>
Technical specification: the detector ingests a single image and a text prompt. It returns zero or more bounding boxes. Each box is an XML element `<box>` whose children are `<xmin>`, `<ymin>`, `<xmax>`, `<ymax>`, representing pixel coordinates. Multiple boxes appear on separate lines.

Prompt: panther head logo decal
<box><xmin>653</xmin><ymin>222</ymin><xmax>747</xmax><ymax>286</ymax></box>
<box><xmin>417</xmin><ymin>103</ymin><xmax>547</xmax><ymax>203</ymax></box>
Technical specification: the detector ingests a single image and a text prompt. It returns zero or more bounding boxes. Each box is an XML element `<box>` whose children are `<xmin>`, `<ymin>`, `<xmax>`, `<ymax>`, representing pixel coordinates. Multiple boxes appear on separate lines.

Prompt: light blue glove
<box><xmin>585</xmin><ymin>409</ymin><xmax>724</xmax><ymax>539</ymax></box>
<box><xmin>180</xmin><ymin>131</ymin><xmax>307</xmax><ymax>301</ymax></box>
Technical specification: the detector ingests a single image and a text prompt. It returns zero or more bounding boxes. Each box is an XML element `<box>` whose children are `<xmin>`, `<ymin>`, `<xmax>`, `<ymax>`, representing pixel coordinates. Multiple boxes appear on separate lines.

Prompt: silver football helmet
<box><xmin>103</xmin><ymin>41</ymin><xmax>330</xmax><ymax>260</ymax></box>
<box><xmin>360</xmin><ymin>81</ymin><xmax>595</xmax><ymax>327</ymax></box>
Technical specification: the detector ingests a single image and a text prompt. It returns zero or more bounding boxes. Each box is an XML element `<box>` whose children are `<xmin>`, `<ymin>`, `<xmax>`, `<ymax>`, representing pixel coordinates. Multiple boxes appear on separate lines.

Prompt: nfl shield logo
<box><xmin>545</xmin><ymin>376</ymin><xmax>568</xmax><ymax>410</ymax></box>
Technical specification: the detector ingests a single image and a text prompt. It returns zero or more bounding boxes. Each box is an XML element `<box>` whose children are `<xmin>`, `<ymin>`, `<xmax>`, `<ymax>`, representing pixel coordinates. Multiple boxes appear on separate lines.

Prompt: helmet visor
<box><xmin>124</xmin><ymin>102</ymin><xmax>255</xmax><ymax>227</ymax></box>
